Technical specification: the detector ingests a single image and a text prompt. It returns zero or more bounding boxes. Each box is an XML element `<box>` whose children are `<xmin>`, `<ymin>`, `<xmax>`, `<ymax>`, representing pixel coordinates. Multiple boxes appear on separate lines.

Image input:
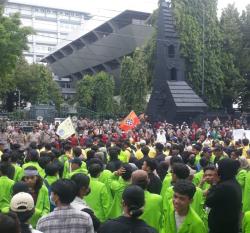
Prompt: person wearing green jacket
<box><xmin>243</xmin><ymin>170</ymin><xmax>250</xmax><ymax>212</ymax></box>
<box><xmin>10</xmin><ymin>150</ymin><xmax>23</xmax><ymax>182</ymax></box>
<box><xmin>165</xmin><ymin>180</ymin><xmax>207</xmax><ymax>233</ymax></box>
<box><xmin>0</xmin><ymin>162</ymin><xmax>15</xmax><ymax>212</ymax></box>
<box><xmin>243</xmin><ymin>211</ymin><xmax>250</xmax><ymax>233</ymax></box>
<box><xmin>108</xmin><ymin>164</ymin><xmax>132</xmax><ymax>219</ymax></box>
<box><xmin>44</xmin><ymin>163</ymin><xmax>59</xmax><ymax>187</ymax></box>
<box><xmin>132</xmin><ymin>169</ymin><xmax>163</xmax><ymax>233</ymax></box>
<box><xmin>84</xmin><ymin>161</ymin><xmax>111</xmax><ymax>222</ymax></box>
<box><xmin>22</xmin><ymin>166</ymin><xmax>50</xmax><ymax>228</ymax></box>
<box><xmin>67</xmin><ymin>157</ymin><xmax>88</xmax><ymax>178</ymax></box>
<box><xmin>197</xmin><ymin>165</ymin><xmax>218</xmax><ymax>191</ymax></box>
<box><xmin>22</xmin><ymin>150</ymin><xmax>45</xmax><ymax>178</ymax></box>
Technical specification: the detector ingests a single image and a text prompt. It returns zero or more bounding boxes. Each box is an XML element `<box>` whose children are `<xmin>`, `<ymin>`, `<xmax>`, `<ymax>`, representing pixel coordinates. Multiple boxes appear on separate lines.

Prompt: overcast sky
<box><xmin>9</xmin><ymin>0</ymin><xmax>249</xmax><ymax>17</ymax></box>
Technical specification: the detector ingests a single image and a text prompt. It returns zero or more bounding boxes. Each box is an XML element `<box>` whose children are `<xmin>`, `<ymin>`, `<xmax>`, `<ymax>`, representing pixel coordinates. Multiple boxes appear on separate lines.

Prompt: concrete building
<box><xmin>4</xmin><ymin>0</ymin><xmax>91</xmax><ymax>63</ymax></box>
<box><xmin>41</xmin><ymin>10</ymin><xmax>153</xmax><ymax>99</ymax></box>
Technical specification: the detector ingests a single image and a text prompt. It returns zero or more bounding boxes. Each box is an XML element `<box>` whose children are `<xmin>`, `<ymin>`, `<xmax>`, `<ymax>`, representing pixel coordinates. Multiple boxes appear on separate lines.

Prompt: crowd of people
<box><xmin>0</xmin><ymin>116</ymin><xmax>250</xmax><ymax>233</ymax></box>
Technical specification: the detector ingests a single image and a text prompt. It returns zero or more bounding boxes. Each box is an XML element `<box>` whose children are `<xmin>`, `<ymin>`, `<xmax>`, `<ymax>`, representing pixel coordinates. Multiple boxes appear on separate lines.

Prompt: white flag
<box><xmin>56</xmin><ymin>117</ymin><xmax>75</xmax><ymax>140</ymax></box>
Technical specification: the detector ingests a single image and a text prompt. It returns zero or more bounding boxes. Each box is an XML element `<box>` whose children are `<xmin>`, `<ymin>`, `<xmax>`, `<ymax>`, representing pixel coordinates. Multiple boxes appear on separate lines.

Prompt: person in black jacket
<box><xmin>98</xmin><ymin>185</ymin><xmax>157</xmax><ymax>233</ymax></box>
<box><xmin>205</xmin><ymin>158</ymin><xmax>242</xmax><ymax>233</ymax></box>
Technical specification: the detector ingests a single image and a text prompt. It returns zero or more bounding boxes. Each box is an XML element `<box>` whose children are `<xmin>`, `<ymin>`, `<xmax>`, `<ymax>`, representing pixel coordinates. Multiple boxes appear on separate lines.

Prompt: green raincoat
<box><xmin>0</xmin><ymin>176</ymin><xmax>14</xmax><ymax>212</ymax></box>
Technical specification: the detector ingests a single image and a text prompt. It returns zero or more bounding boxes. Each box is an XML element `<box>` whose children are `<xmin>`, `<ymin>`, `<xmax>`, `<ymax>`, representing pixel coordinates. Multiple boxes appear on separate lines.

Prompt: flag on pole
<box><xmin>56</xmin><ymin>117</ymin><xmax>76</xmax><ymax>140</ymax></box>
<box><xmin>119</xmin><ymin>111</ymin><xmax>140</xmax><ymax>131</ymax></box>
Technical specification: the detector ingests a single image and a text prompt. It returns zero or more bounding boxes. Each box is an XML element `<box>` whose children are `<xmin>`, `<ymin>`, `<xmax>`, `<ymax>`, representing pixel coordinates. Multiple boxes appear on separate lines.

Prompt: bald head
<box><xmin>131</xmin><ymin>170</ymin><xmax>149</xmax><ymax>190</ymax></box>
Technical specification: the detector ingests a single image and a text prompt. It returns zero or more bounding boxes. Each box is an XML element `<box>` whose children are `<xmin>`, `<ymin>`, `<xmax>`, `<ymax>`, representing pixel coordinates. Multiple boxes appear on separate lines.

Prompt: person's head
<box><xmin>10</xmin><ymin>192</ymin><xmax>35</xmax><ymax>225</ymax></box>
<box><xmin>203</xmin><ymin>165</ymin><xmax>218</xmax><ymax>185</ymax></box>
<box><xmin>13</xmin><ymin>182</ymin><xmax>30</xmax><ymax>195</ymax></box>
<box><xmin>51</xmin><ymin>179</ymin><xmax>76</xmax><ymax>206</ymax></box>
<box><xmin>238</xmin><ymin>157</ymin><xmax>250</xmax><ymax>170</ymax></box>
<box><xmin>69</xmin><ymin>158</ymin><xmax>82</xmax><ymax>172</ymax></box>
<box><xmin>0</xmin><ymin>161</ymin><xmax>15</xmax><ymax>179</ymax></box>
<box><xmin>242</xmin><ymin>139</ymin><xmax>249</xmax><ymax>147</ymax></box>
<box><xmin>202</xmin><ymin>147</ymin><xmax>212</xmax><ymax>159</ymax></box>
<box><xmin>0</xmin><ymin>212</ymin><xmax>20</xmax><ymax>233</ymax></box>
<box><xmin>170</xmin><ymin>156</ymin><xmax>183</xmax><ymax>167</ymax></box>
<box><xmin>217</xmin><ymin>158</ymin><xmax>239</xmax><ymax>181</ymax></box>
<box><xmin>71</xmin><ymin>173</ymin><xmax>90</xmax><ymax>198</ymax></box>
<box><xmin>156</xmin><ymin>161</ymin><xmax>169</xmax><ymax>181</ymax></box>
<box><xmin>131</xmin><ymin>170</ymin><xmax>149</xmax><ymax>190</ymax></box>
<box><xmin>192</xmin><ymin>143</ymin><xmax>202</xmax><ymax>155</ymax></box>
<box><xmin>22</xmin><ymin>167</ymin><xmax>42</xmax><ymax>191</ymax></box>
<box><xmin>64</xmin><ymin>144</ymin><xmax>72</xmax><ymax>153</ymax></box>
<box><xmin>141</xmin><ymin>146</ymin><xmax>150</xmax><ymax>157</ymax></box>
<box><xmin>199</xmin><ymin>157</ymin><xmax>209</xmax><ymax>169</ymax></box>
<box><xmin>213</xmin><ymin>145</ymin><xmax>223</xmax><ymax>157</ymax></box>
<box><xmin>88</xmin><ymin>163</ymin><xmax>102</xmax><ymax>178</ymax></box>
<box><xmin>155</xmin><ymin>143</ymin><xmax>164</xmax><ymax>153</ymax></box>
<box><xmin>44</xmin><ymin>143</ymin><xmax>52</xmax><ymax>151</ymax></box>
<box><xmin>45</xmin><ymin>163</ymin><xmax>59</xmax><ymax>177</ymax></box>
<box><xmin>122</xmin><ymin>185</ymin><xmax>145</xmax><ymax>218</ymax></box>
<box><xmin>171</xmin><ymin>163</ymin><xmax>190</xmax><ymax>183</ymax></box>
<box><xmin>121</xmin><ymin>163</ymin><xmax>133</xmax><ymax>181</ymax></box>
<box><xmin>173</xmin><ymin>180</ymin><xmax>196</xmax><ymax>216</ymax></box>
<box><xmin>109</xmin><ymin>147</ymin><xmax>119</xmax><ymax>161</ymax></box>
<box><xmin>142</xmin><ymin>158</ymin><xmax>157</xmax><ymax>173</ymax></box>
<box><xmin>27</xmin><ymin>150</ymin><xmax>39</xmax><ymax>162</ymax></box>
<box><xmin>86</xmin><ymin>150</ymin><xmax>96</xmax><ymax>160</ymax></box>
<box><xmin>171</xmin><ymin>144</ymin><xmax>180</xmax><ymax>156</ymax></box>
<box><xmin>73</xmin><ymin>147</ymin><xmax>82</xmax><ymax>158</ymax></box>
<box><xmin>38</xmin><ymin>156</ymin><xmax>51</xmax><ymax>169</ymax></box>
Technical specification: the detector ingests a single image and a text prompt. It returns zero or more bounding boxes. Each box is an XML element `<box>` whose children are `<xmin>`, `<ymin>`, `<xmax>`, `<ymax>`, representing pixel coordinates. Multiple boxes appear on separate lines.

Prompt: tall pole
<box><xmin>201</xmin><ymin>5</ymin><xmax>205</xmax><ymax>97</ymax></box>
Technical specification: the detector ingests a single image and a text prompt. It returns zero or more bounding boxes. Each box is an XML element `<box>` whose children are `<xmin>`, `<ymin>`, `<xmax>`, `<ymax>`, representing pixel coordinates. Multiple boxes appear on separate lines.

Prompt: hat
<box><xmin>10</xmin><ymin>192</ymin><xmax>34</xmax><ymax>212</ymax></box>
<box><xmin>69</xmin><ymin>157</ymin><xmax>82</xmax><ymax>166</ymax></box>
<box><xmin>139</xmin><ymin>140</ymin><xmax>146</xmax><ymax>146</ymax></box>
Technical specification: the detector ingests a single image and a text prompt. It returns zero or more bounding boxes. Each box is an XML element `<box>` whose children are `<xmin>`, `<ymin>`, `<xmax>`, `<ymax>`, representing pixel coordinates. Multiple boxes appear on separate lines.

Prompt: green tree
<box><xmin>75</xmin><ymin>72</ymin><xmax>115</xmax><ymax>114</ymax></box>
<box><xmin>120</xmin><ymin>48</ymin><xmax>148</xmax><ymax>113</ymax></box>
<box><xmin>220</xmin><ymin>4</ymin><xmax>245</xmax><ymax>110</ymax></box>
<box><xmin>0</xmin><ymin>9</ymin><xmax>32</xmax><ymax>97</ymax></box>
<box><xmin>172</xmin><ymin>0</ymin><xmax>225</xmax><ymax>108</ymax></box>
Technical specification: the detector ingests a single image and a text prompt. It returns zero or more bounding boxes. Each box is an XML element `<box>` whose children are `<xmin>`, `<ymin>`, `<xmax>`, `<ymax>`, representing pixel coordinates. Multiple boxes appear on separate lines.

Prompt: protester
<box><xmin>37</xmin><ymin>179</ymin><xmax>94</xmax><ymax>233</ymax></box>
<box><xmin>98</xmin><ymin>185</ymin><xmax>157</xmax><ymax>233</ymax></box>
<box><xmin>0</xmin><ymin>212</ymin><xmax>20</xmax><ymax>233</ymax></box>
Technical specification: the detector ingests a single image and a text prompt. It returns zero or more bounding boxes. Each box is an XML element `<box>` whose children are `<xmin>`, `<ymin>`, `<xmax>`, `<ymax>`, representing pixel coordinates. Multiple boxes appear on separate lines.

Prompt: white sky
<box><xmin>9</xmin><ymin>0</ymin><xmax>249</xmax><ymax>17</ymax></box>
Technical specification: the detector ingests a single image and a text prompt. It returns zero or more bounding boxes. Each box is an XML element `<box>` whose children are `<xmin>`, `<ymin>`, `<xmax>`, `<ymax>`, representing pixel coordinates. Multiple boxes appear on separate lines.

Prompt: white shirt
<box><xmin>175</xmin><ymin>211</ymin><xmax>186</xmax><ymax>230</ymax></box>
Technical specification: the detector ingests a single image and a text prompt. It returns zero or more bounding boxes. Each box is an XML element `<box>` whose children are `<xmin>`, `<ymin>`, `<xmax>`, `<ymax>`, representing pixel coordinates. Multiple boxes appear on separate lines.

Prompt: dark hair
<box><xmin>29</xmin><ymin>142</ymin><xmax>37</xmax><ymax>150</ymax></box>
<box><xmin>88</xmin><ymin>163</ymin><xmax>102</xmax><ymax>178</ymax></box>
<box><xmin>144</xmin><ymin>158</ymin><xmax>157</xmax><ymax>171</ymax></box>
<box><xmin>45</xmin><ymin>163</ymin><xmax>59</xmax><ymax>176</ymax></box>
<box><xmin>199</xmin><ymin>157</ymin><xmax>209</xmax><ymax>168</ymax></box>
<box><xmin>242</xmin><ymin>139</ymin><xmax>249</xmax><ymax>146</ymax></box>
<box><xmin>122</xmin><ymin>185</ymin><xmax>145</xmax><ymax>218</ymax></box>
<box><xmin>73</xmin><ymin>147</ymin><xmax>82</xmax><ymax>157</ymax></box>
<box><xmin>16</xmin><ymin>210</ymin><xmax>34</xmax><ymax>233</ymax></box>
<box><xmin>1</xmin><ymin>153</ymin><xmax>11</xmax><ymax>162</ymax></box>
<box><xmin>204</xmin><ymin>165</ymin><xmax>216</xmax><ymax>172</ymax></box>
<box><xmin>218</xmin><ymin>158</ymin><xmax>239</xmax><ymax>181</ymax></box>
<box><xmin>172</xmin><ymin>163</ymin><xmax>190</xmax><ymax>179</ymax></box>
<box><xmin>156</xmin><ymin>161</ymin><xmax>169</xmax><ymax>181</ymax></box>
<box><xmin>173</xmin><ymin>180</ymin><xmax>196</xmax><ymax>199</ymax></box>
<box><xmin>0</xmin><ymin>161</ymin><xmax>15</xmax><ymax>179</ymax></box>
<box><xmin>10</xmin><ymin>151</ymin><xmax>20</xmax><ymax>163</ymax></box>
<box><xmin>13</xmin><ymin>182</ymin><xmax>30</xmax><ymax>195</ymax></box>
<box><xmin>0</xmin><ymin>212</ymin><xmax>20</xmax><ymax>233</ymax></box>
<box><xmin>170</xmin><ymin>156</ymin><xmax>183</xmax><ymax>166</ymax></box>
<box><xmin>155</xmin><ymin>143</ymin><xmax>164</xmax><ymax>152</ymax></box>
<box><xmin>63</xmin><ymin>144</ymin><xmax>72</xmax><ymax>152</ymax></box>
<box><xmin>28</xmin><ymin>150</ymin><xmax>39</xmax><ymax>162</ymax></box>
<box><xmin>86</xmin><ymin>150</ymin><xmax>96</xmax><ymax>161</ymax></box>
<box><xmin>121</xmin><ymin>164</ymin><xmax>133</xmax><ymax>181</ymax></box>
<box><xmin>141</xmin><ymin>146</ymin><xmax>150</xmax><ymax>156</ymax></box>
<box><xmin>51</xmin><ymin>179</ymin><xmax>76</xmax><ymax>204</ymax></box>
<box><xmin>109</xmin><ymin>147</ymin><xmax>119</xmax><ymax>161</ymax></box>
<box><xmin>38</xmin><ymin>156</ymin><xmax>51</xmax><ymax>169</ymax></box>
<box><xmin>44</xmin><ymin>143</ymin><xmax>52</xmax><ymax>151</ymax></box>
<box><xmin>71</xmin><ymin>173</ymin><xmax>90</xmax><ymax>196</ymax></box>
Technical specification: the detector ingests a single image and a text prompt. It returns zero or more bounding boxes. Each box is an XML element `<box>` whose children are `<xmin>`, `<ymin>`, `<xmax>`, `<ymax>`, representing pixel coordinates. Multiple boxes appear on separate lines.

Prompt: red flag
<box><xmin>119</xmin><ymin>111</ymin><xmax>140</xmax><ymax>131</ymax></box>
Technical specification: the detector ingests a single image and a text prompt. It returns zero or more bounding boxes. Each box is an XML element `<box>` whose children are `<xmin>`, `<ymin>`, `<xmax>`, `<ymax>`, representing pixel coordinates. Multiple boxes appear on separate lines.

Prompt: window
<box><xmin>168</xmin><ymin>45</ymin><xmax>175</xmax><ymax>58</ymax></box>
<box><xmin>170</xmin><ymin>68</ymin><xmax>177</xmax><ymax>81</ymax></box>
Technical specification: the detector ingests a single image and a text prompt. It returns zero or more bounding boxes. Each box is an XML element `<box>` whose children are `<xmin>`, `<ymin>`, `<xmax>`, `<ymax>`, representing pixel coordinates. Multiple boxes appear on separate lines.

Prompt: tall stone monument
<box><xmin>147</xmin><ymin>0</ymin><xmax>207</xmax><ymax>122</ymax></box>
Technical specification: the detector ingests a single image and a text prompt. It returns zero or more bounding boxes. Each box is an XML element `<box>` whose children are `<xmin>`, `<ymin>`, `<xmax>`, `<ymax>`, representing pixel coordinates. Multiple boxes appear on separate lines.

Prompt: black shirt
<box><xmin>98</xmin><ymin>216</ymin><xmax>157</xmax><ymax>233</ymax></box>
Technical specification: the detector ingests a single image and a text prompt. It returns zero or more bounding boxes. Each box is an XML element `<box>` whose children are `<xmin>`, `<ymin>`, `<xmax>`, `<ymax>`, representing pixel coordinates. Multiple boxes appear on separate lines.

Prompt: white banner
<box><xmin>233</xmin><ymin>129</ymin><xmax>246</xmax><ymax>141</ymax></box>
<box><xmin>56</xmin><ymin>117</ymin><xmax>75</xmax><ymax>140</ymax></box>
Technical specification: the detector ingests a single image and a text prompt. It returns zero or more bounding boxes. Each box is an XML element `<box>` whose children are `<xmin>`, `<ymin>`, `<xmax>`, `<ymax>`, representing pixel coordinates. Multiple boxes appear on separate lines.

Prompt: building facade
<box><xmin>41</xmin><ymin>10</ymin><xmax>153</xmax><ymax>99</ymax></box>
<box><xmin>4</xmin><ymin>0</ymin><xmax>91</xmax><ymax>63</ymax></box>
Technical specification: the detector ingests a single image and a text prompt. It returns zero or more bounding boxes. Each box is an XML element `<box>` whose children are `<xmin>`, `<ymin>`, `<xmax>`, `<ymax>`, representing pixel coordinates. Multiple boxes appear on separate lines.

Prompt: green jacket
<box><xmin>243</xmin><ymin>211</ymin><xmax>250</xmax><ymax>233</ymax></box>
<box><xmin>84</xmin><ymin>177</ymin><xmax>111</xmax><ymax>222</ymax></box>
<box><xmin>22</xmin><ymin>162</ymin><xmax>45</xmax><ymax>178</ymax></box>
<box><xmin>108</xmin><ymin>177</ymin><xmax>130</xmax><ymax>219</ymax></box>
<box><xmin>163</xmin><ymin>186</ymin><xmax>206</xmax><ymax>219</ymax></box>
<box><xmin>13</xmin><ymin>164</ymin><xmax>23</xmax><ymax>182</ymax></box>
<box><xmin>165</xmin><ymin>201</ymin><xmax>207</xmax><ymax>233</ymax></box>
<box><xmin>44</xmin><ymin>175</ymin><xmax>59</xmax><ymax>186</ymax></box>
<box><xmin>30</xmin><ymin>185</ymin><xmax>50</xmax><ymax>228</ymax></box>
<box><xmin>193</xmin><ymin>170</ymin><xmax>203</xmax><ymax>186</ymax></box>
<box><xmin>160</xmin><ymin>173</ymin><xmax>172</xmax><ymax>197</ymax></box>
<box><xmin>140</xmin><ymin>191</ymin><xmax>163</xmax><ymax>232</ymax></box>
<box><xmin>68</xmin><ymin>167</ymin><xmax>88</xmax><ymax>178</ymax></box>
<box><xmin>0</xmin><ymin>176</ymin><xmax>14</xmax><ymax>212</ymax></box>
<box><xmin>243</xmin><ymin>171</ymin><xmax>250</xmax><ymax>212</ymax></box>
